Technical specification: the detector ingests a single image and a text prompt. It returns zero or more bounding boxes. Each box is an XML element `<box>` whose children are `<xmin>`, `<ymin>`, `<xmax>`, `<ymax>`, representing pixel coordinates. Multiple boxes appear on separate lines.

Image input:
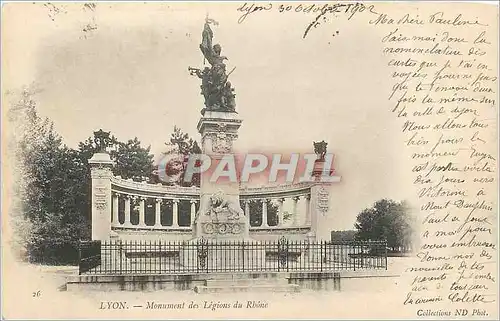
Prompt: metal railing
<box><xmin>78</xmin><ymin>240</ymin><xmax>102</xmax><ymax>274</ymax></box>
<box><xmin>78</xmin><ymin>238</ymin><xmax>387</xmax><ymax>275</ymax></box>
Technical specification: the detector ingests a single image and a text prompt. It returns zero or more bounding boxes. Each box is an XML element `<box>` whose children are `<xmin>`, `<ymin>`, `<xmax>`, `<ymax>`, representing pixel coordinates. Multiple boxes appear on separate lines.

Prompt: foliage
<box><xmin>331</xmin><ymin>230</ymin><xmax>357</xmax><ymax>242</ymax></box>
<box><xmin>10</xmin><ymin>89</ymin><xmax>155</xmax><ymax>264</ymax></box>
<box><xmin>242</xmin><ymin>200</ymin><xmax>280</xmax><ymax>227</ymax></box>
<box><xmin>165</xmin><ymin>126</ymin><xmax>201</xmax><ymax>156</ymax></box>
<box><xmin>10</xmin><ymin>91</ymin><xmax>91</xmax><ymax>264</ymax></box>
<box><xmin>354</xmin><ymin>199</ymin><xmax>414</xmax><ymax>252</ymax></box>
<box><xmin>110</xmin><ymin>138</ymin><xmax>154</xmax><ymax>182</ymax></box>
<box><xmin>161</xmin><ymin>126</ymin><xmax>201</xmax><ymax>187</ymax></box>
<box><xmin>78</xmin><ymin>134</ymin><xmax>154</xmax><ymax>182</ymax></box>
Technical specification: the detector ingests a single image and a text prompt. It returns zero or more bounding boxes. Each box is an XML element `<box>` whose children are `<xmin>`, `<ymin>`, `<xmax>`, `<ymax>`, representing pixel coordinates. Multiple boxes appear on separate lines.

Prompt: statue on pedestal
<box><xmin>93</xmin><ymin>129</ymin><xmax>112</xmax><ymax>153</ymax></box>
<box><xmin>189</xmin><ymin>16</ymin><xmax>236</xmax><ymax>114</ymax></box>
<box><xmin>313</xmin><ymin>140</ymin><xmax>328</xmax><ymax>161</ymax></box>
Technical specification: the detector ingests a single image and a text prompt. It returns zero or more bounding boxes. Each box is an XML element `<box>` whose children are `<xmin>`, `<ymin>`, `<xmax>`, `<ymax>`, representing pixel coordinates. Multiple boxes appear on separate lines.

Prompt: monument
<box><xmin>189</xmin><ymin>17</ymin><xmax>249</xmax><ymax>242</ymax></box>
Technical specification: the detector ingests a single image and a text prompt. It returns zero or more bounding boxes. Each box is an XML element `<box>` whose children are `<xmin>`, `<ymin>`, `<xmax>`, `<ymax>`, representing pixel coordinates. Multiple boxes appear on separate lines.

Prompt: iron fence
<box><xmin>79</xmin><ymin>240</ymin><xmax>102</xmax><ymax>274</ymax></box>
<box><xmin>78</xmin><ymin>238</ymin><xmax>387</xmax><ymax>275</ymax></box>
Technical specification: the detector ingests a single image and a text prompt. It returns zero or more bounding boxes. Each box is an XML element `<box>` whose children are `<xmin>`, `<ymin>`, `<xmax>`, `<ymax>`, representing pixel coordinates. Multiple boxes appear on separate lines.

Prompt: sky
<box><xmin>2</xmin><ymin>3</ymin><xmax>412</xmax><ymax>233</ymax></box>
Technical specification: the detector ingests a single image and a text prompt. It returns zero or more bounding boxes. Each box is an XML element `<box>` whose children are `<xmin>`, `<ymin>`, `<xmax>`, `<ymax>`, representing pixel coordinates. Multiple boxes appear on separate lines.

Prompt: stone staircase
<box><xmin>193</xmin><ymin>274</ymin><xmax>300</xmax><ymax>294</ymax></box>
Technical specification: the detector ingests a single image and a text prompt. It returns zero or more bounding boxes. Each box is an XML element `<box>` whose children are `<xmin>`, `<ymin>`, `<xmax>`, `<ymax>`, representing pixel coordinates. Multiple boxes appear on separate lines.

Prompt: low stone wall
<box><xmin>113</xmin><ymin>227</ymin><xmax>312</xmax><ymax>242</ymax></box>
<box><xmin>66</xmin><ymin>271</ymin><xmax>397</xmax><ymax>292</ymax></box>
<box><xmin>288</xmin><ymin>272</ymin><xmax>341</xmax><ymax>291</ymax></box>
<box><xmin>113</xmin><ymin>229</ymin><xmax>193</xmax><ymax>241</ymax></box>
<box><xmin>66</xmin><ymin>274</ymin><xmax>207</xmax><ymax>292</ymax></box>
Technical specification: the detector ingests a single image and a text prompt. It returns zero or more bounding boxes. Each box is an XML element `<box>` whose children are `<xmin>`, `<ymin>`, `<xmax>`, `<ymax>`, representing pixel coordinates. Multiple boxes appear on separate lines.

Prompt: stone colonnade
<box><xmin>242</xmin><ymin>194</ymin><xmax>311</xmax><ymax>228</ymax></box>
<box><xmin>110</xmin><ymin>193</ymin><xmax>312</xmax><ymax>229</ymax></box>
<box><xmin>111</xmin><ymin>192</ymin><xmax>198</xmax><ymax>228</ymax></box>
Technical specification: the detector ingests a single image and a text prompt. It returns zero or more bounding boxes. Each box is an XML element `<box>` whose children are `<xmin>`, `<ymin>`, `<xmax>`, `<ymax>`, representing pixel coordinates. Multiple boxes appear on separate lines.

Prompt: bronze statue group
<box><xmin>189</xmin><ymin>18</ymin><xmax>236</xmax><ymax>114</ymax></box>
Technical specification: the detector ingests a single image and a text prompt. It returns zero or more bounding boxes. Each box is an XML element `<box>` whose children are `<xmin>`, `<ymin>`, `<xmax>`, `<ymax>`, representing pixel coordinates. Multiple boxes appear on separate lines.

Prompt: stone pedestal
<box><xmin>89</xmin><ymin>152</ymin><xmax>114</xmax><ymax>241</ymax></box>
<box><xmin>193</xmin><ymin>111</ymin><xmax>250</xmax><ymax>241</ymax></box>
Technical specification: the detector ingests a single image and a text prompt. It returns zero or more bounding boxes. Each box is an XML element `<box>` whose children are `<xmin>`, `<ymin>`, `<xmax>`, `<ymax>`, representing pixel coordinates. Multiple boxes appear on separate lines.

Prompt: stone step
<box><xmin>194</xmin><ymin>284</ymin><xmax>300</xmax><ymax>294</ymax></box>
<box><xmin>205</xmin><ymin>278</ymin><xmax>289</xmax><ymax>287</ymax></box>
<box><xmin>206</xmin><ymin>273</ymin><xmax>284</xmax><ymax>280</ymax></box>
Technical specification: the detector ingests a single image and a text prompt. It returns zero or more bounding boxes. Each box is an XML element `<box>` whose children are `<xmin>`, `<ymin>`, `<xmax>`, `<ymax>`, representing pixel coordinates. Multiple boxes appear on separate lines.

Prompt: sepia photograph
<box><xmin>1</xmin><ymin>1</ymin><xmax>498</xmax><ymax>319</ymax></box>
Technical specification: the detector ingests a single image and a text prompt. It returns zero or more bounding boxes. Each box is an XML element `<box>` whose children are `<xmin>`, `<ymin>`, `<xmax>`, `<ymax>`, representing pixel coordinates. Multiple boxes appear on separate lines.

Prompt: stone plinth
<box><xmin>89</xmin><ymin>152</ymin><xmax>113</xmax><ymax>241</ymax></box>
<box><xmin>194</xmin><ymin>213</ymin><xmax>249</xmax><ymax>240</ymax></box>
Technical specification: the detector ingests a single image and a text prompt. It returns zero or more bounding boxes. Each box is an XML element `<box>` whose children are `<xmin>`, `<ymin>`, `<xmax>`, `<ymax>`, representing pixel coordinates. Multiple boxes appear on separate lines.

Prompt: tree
<box><xmin>10</xmin><ymin>93</ymin><xmax>91</xmax><ymax>264</ymax></box>
<box><xmin>7</xmin><ymin>87</ymin><xmax>46</xmax><ymax>260</ymax></box>
<box><xmin>354</xmin><ymin>199</ymin><xmax>414</xmax><ymax>252</ymax></box>
<box><xmin>331</xmin><ymin>230</ymin><xmax>357</xmax><ymax>242</ymax></box>
<box><xmin>159</xmin><ymin>126</ymin><xmax>201</xmax><ymax>187</ymax></box>
<box><xmin>9</xmin><ymin>85</ymin><xmax>158</xmax><ymax>264</ymax></box>
<box><xmin>110</xmin><ymin>137</ymin><xmax>154</xmax><ymax>181</ymax></box>
<box><xmin>9</xmin><ymin>89</ymin><xmax>203</xmax><ymax>264</ymax></box>
<box><xmin>78</xmin><ymin>133</ymin><xmax>154</xmax><ymax>182</ymax></box>
<box><xmin>21</xmin><ymin>129</ymin><xmax>155</xmax><ymax>264</ymax></box>
<box><xmin>165</xmin><ymin>126</ymin><xmax>201</xmax><ymax>156</ymax></box>
<box><xmin>241</xmin><ymin>200</ymin><xmax>280</xmax><ymax>227</ymax></box>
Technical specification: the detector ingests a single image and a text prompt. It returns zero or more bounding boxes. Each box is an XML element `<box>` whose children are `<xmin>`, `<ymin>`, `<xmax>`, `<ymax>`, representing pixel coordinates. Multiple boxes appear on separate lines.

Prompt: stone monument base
<box><xmin>193</xmin><ymin>214</ymin><xmax>250</xmax><ymax>240</ymax></box>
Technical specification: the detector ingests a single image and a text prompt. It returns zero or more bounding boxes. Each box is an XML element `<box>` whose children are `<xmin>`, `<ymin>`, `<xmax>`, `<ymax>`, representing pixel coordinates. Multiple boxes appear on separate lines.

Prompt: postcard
<box><xmin>1</xmin><ymin>1</ymin><xmax>498</xmax><ymax>319</ymax></box>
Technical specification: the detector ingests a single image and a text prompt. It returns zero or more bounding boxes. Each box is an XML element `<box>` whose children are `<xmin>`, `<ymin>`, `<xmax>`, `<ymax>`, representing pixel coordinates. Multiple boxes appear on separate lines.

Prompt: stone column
<box><xmin>277</xmin><ymin>198</ymin><xmax>284</xmax><ymax>227</ymax></box>
<box><xmin>261</xmin><ymin>199</ymin><xmax>268</xmax><ymax>227</ymax></box>
<box><xmin>172</xmin><ymin>199</ymin><xmax>179</xmax><ymax>228</ymax></box>
<box><xmin>89</xmin><ymin>152</ymin><xmax>114</xmax><ymax>241</ymax></box>
<box><xmin>190</xmin><ymin>200</ymin><xmax>197</xmax><ymax>226</ymax></box>
<box><xmin>292</xmin><ymin>196</ymin><xmax>300</xmax><ymax>226</ymax></box>
<box><xmin>124</xmin><ymin>195</ymin><xmax>131</xmax><ymax>227</ymax></box>
<box><xmin>112</xmin><ymin>193</ymin><xmax>119</xmax><ymax>226</ymax></box>
<box><xmin>155</xmin><ymin>198</ymin><xmax>162</xmax><ymax>227</ymax></box>
<box><xmin>138</xmin><ymin>197</ymin><xmax>146</xmax><ymax>227</ymax></box>
<box><xmin>305</xmin><ymin>194</ymin><xmax>312</xmax><ymax>226</ymax></box>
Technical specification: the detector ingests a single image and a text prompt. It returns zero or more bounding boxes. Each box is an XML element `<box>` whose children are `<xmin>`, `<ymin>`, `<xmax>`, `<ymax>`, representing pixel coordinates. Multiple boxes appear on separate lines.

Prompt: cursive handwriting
<box><xmin>375</xmin><ymin>4</ymin><xmax>497</xmax><ymax>313</ymax></box>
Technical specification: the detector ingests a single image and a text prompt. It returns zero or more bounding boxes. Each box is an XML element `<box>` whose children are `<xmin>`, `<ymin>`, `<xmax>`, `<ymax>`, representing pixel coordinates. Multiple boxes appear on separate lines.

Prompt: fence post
<box><xmin>196</xmin><ymin>240</ymin><xmax>199</xmax><ymax>274</ymax></box>
<box><xmin>320</xmin><ymin>241</ymin><xmax>323</xmax><ymax>272</ymax></box>
<box><xmin>241</xmin><ymin>242</ymin><xmax>245</xmax><ymax>272</ymax></box>
<box><xmin>286</xmin><ymin>239</ymin><xmax>289</xmax><ymax>272</ymax></box>
<box><xmin>324</xmin><ymin>241</ymin><xmax>328</xmax><ymax>271</ymax></box>
<box><xmin>159</xmin><ymin>241</ymin><xmax>162</xmax><ymax>274</ymax></box>
<box><xmin>78</xmin><ymin>240</ymin><xmax>82</xmax><ymax>275</ymax></box>
<box><xmin>353</xmin><ymin>243</ymin><xmax>356</xmax><ymax>272</ymax></box>
<box><xmin>118</xmin><ymin>240</ymin><xmax>121</xmax><ymax>275</ymax></box>
<box><xmin>384</xmin><ymin>241</ymin><xmax>388</xmax><ymax>270</ymax></box>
